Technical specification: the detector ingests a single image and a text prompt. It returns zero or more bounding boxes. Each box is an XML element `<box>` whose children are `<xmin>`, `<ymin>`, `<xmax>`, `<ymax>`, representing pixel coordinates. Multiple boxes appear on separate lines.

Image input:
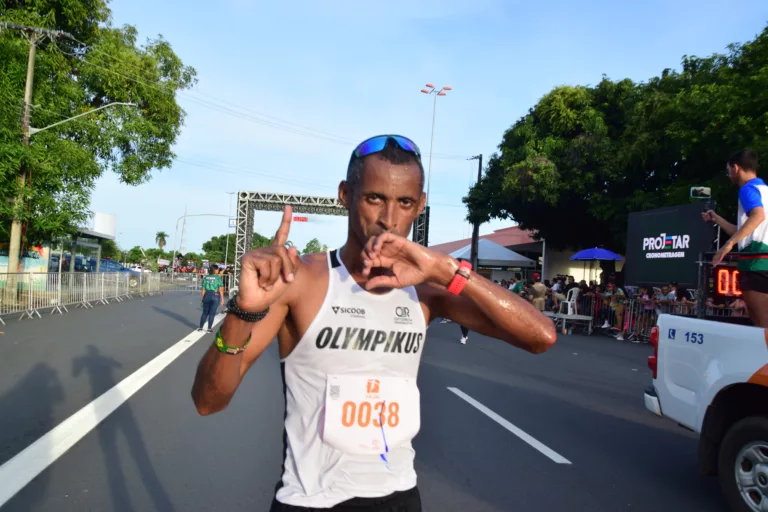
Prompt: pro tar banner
<box><xmin>624</xmin><ymin>202</ymin><xmax>717</xmax><ymax>288</ymax></box>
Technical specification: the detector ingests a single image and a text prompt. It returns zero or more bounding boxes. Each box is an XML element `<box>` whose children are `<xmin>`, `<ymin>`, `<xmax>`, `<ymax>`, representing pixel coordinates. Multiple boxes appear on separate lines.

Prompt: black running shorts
<box><xmin>739</xmin><ymin>270</ymin><xmax>768</xmax><ymax>294</ymax></box>
<box><xmin>270</xmin><ymin>487</ymin><xmax>422</xmax><ymax>512</ymax></box>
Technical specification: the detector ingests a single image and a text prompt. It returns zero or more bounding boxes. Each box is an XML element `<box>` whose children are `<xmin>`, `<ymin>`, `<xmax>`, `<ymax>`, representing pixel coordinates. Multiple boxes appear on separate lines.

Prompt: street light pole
<box><xmin>28</xmin><ymin>102</ymin><xmax>137</xmax><ymax>135</ymax></box>
<box><xmin>224</xmin><ymin>192</ymin><xmax>235</xmax><ymax>267</ymax></box>
<box><xmin>5</xmin><ymin>99</ymin><xmax>137</xmax><ymax>278</ymax></box>
<box><xmin>170</xmin><ymin>213</ymin><xmax>232</xmax><ymax>278</ymax></box>
<box><xmin>420</xmin><ymin>84</ymin><xmax>451</xmax><ymax>206</ymax></box>
<box><xmin>468</xmin><ymin>154</ymin><xmax>483</xmax><ymax>272</ymax></box>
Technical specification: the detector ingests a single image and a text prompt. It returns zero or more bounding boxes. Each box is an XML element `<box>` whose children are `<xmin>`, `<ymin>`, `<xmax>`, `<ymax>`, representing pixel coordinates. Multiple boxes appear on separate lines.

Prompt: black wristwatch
<box><xmin>227</xmin><ymin>293</ymin><xmax>270</xmax><ymax>323</ymax></box>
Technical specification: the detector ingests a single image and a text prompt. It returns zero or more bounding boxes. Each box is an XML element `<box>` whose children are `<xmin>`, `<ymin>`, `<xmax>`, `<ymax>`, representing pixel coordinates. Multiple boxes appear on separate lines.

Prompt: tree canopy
<box><xmin>302</xmin><ymin>238</ymin><xmax>327</xmax><ymax>255</ymax></box>
<box><xmin>0</xmin><ymin>0</ymin><xmax>196</xmax><ymax>244</ymax></box>
<box><xmin>465</xmin><ymin>25</ymin><xmax>768</xmax><ymax>253</ymax></box>
<box><xmin>200</xmin><ymin>232</ymin><xmax>272</xmax><ymax>264</ymax></box>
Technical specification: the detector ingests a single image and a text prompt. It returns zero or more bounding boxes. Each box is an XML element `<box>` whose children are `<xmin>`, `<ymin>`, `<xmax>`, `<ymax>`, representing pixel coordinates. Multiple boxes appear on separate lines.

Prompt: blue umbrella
<box><xmin>570</xmin><ymin>247</ymin><xmax>623</xmax><ymax>261</ymax></box>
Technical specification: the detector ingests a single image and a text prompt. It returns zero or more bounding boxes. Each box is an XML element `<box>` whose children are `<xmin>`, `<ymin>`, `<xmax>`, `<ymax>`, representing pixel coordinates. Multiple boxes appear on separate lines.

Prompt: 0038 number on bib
<box><xmin>323</xmin><ymin>374</ymin><xmax>420</xmax><ymax>455</ymax></box>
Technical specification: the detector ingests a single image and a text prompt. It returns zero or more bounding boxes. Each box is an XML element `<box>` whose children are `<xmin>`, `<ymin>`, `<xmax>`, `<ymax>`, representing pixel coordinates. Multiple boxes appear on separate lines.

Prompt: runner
<box><xmin>703</xmin><ymin>149</ymin><xmax>768</xmax><ymax>327</ymax></box>
<box><xmin>191</xmin><ymin>134</ymin><xmax>557</xmax><ymax>511</ymax></box>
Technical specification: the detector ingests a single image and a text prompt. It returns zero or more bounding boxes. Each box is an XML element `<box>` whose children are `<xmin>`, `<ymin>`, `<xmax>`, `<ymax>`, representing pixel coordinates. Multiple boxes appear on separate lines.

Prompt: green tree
<box><xmin>200</xmin><ymin>232</ymin><xmax>272</xmax><ymax>262</ymax></box>
<box><xmin>466</xmin><ymin>27</ymin><xmax>768</xmax><ymax>252</ymax></box>
<box><xmin>126</xmin><ymin>245</ymin><xmax>143</xmax><ymax>264</ymax></box>
<box><xmin>100</xmin><ymin>239</ymin><xmax>120</xmax><ymax>259</ymax></box>
<box><xmin>0</xmin><ymin>1</ymin><xmax>197</xmax><ymax>244</ymax></box>
<box><xmin>155</xmin><ymin>231</ymin><xmax>168</xmax><ymax>251</ymax></box>
<box><xmin>302</xmin><ymin>238</ymin><xmax>327</xmax><ymax>255</ymax></box>
<box><xmin>181</xmin><ymin>251</ymin><xmax>200</xmax><ymax>267</ymax></box>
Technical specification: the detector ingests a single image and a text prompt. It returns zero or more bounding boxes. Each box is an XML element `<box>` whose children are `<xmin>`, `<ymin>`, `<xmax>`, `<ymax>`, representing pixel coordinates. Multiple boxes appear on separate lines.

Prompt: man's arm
<box><xmin>704</xmin><ymin>210</ymin><xmax>738</xmax><ymax>237</ymax></box>
<box><xmin>712</xmin><ymin>206</ymin><xmax>766</xmax><ymax>266</ymax></box>
<box><xmin>191</xmin><ymin>302</ymin><xmax>289</xmax><ymax>415</ymax></box>
<box><xmin>727</xmin><ymin>207</ymin><xmax>765</xmax><ymax>247</ymax></box>
<box><xmin>191</xmin><ymin>205</ymin><xmax>301</xmax><ymax>416</ymax></box>
<box><xmin>417</xmin><ymin>259</ymin><xmax>556</xmax><ymax>354</ymax></box>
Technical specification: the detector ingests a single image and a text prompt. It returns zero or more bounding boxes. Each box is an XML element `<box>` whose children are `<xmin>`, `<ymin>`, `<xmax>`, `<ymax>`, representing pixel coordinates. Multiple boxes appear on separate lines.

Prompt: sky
<box><xmin>90</xmin><ymin>0</ymin><xmax>768</xmax><ymax>258</ymax></box>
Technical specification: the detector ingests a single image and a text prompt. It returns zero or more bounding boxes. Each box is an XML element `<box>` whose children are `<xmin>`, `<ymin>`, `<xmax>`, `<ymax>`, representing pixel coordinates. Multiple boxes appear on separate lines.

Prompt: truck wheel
<box><xmin>718</xmin><ymin>416</ymin><xmax>768</xmax><ymax>512</ymax></box>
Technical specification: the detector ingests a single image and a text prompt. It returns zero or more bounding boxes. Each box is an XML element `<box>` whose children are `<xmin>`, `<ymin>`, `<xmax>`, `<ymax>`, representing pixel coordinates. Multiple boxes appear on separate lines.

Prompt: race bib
<box><xmin>323</xmin><ymin>374</ymin><xmax>420</xmax><ymax>455</ymax></box>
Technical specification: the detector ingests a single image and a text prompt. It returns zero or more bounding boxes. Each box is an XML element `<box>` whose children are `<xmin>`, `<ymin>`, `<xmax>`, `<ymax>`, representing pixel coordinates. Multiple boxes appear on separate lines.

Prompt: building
<box><xmin>429</xmin><ymin>225</ymin><xmax>624</xmax><ymax>284</ymax></box>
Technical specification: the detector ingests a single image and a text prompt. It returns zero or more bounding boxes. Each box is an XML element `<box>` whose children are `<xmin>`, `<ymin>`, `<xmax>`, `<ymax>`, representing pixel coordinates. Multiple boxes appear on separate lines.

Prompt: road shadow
<box><xmin>73</xmin><ymin>345</ymin><xmax>175</xmax><ymax>512</ymax></box>
<box><xmin>151</xmin><ymin>305</ymin><xmax>197</xmax><ymax>329</ymax></box>
<box><xmin>0</xmin><ymin>363</ymin><xmax>64</xmax><ymax>509</ymax></box>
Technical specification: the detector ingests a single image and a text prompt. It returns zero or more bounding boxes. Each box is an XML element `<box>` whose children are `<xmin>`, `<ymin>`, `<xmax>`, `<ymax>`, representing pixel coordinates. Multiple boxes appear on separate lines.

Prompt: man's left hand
<box><xmin>360</xmin><ymin>233</ymin><xmax>455</xmax><ymax>290</ymax></box>
<box><xmin>712</xmin><ymin>240</ymin><xmax>735</xmax><ymax>266</ymax></box>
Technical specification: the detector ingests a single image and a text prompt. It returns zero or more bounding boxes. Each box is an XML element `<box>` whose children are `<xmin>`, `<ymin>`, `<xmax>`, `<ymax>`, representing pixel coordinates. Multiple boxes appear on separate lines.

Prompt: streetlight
<box><xmin>170</xmin><ymin>213</ymin><xmax>231</xmax><ymax>278</ymax></box>
<box><xmin>6</xmin><ymin>101</ymin><xmax>138</xmax><ymax>284</ymax></box>
<box><xmin>28</xmin><ymin>102</ymin><xmax>137</xmax><ymax>135</ymax></box>
<box><xmin>420</xmin><ymin>84</ymin><xmax>452</xmax><ymax>205</ymax></box>
<box><xmin>224</xmin><ymin>192</ymin><xmax>236</xmax><ymax>267</ymax></box>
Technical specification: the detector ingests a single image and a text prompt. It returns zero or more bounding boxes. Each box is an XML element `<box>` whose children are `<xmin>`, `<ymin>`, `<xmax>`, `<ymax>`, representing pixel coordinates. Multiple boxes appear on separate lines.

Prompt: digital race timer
<box><xmin>711</xmin><ymin>264</ymin><xmax>743</xmax><ymax>299</ymax></box>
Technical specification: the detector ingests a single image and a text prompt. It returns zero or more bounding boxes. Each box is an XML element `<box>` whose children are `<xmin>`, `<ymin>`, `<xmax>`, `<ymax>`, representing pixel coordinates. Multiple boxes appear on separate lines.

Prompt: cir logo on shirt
<box><xmin>394</xmin><ymin>306</ymin><xmax>413</xmax><ymax>325</ymax></box>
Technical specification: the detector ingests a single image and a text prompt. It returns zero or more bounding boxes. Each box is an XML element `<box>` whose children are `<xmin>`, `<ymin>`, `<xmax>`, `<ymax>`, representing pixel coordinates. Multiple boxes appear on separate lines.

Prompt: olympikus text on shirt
<box><xmin>315</xmin><ymin>326</ymin><xmax>422</xmax><ymax>354</ymax></box>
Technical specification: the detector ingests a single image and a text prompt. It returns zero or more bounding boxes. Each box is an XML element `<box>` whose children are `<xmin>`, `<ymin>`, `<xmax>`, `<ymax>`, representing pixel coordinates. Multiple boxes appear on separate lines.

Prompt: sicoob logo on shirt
<box><xmin>331</xmin><ymin>306</ymin><xmax>365</xmax><ymax>318</ymax></box>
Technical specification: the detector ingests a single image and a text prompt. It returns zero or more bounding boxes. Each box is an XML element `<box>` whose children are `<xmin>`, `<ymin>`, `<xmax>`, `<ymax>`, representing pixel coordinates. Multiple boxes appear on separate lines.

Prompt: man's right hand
<box><xmin>236</xmin><ymin>206</ymin><xmax>301</xmax><ymax>312</ymax></box>
<box><xmin>702</xmin><ymin>209</ymin><xmax>719</xmax><ymax>224</ymax></box>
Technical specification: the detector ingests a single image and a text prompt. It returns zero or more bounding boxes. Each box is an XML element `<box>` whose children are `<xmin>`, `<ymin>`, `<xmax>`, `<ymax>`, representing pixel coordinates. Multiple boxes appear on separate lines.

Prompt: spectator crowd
<box><xmin>495</xmin><ymin>272</ymin><xmax>748</xmax><ymax>343</ymax></box>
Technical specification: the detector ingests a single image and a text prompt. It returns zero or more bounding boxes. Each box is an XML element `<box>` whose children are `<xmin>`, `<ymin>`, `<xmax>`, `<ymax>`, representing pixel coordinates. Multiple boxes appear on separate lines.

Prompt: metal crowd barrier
<box><xmin>0</xmin><ymin>271</ymin><xmax>236</xmax><ymax>323</ymax></box>
<box><xmin>546</xmin><ymin>292</ymin><xmax>747</xmax><ymax>341</ymax></box>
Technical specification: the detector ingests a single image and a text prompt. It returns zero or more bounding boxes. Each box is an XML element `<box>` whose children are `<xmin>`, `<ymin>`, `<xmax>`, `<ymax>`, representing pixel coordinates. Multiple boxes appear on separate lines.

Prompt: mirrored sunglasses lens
<box><xmin>355</xmin><ymin>137</ymin><xmax>388</xmax><ymax>158</ymax></box>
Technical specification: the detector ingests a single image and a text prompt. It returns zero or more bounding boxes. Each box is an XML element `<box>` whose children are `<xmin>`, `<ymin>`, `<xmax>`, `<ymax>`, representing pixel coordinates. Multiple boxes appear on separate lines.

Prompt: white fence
<box><xmin>0</xmin><ymin>272</ymin><xmax>231</xmax><ymax>325</ymax></box>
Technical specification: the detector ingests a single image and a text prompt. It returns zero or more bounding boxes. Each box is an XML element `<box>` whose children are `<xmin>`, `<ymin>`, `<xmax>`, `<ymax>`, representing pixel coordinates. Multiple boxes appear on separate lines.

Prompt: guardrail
<box><xmin>0</xmin><ymin>272</ymin><xmax>235</xmax><ymax>324</ymax></box>
<box><xmin>547</xmin><ymin>293</ymin><xmax>748</xmax><ymax>342</ymax></box>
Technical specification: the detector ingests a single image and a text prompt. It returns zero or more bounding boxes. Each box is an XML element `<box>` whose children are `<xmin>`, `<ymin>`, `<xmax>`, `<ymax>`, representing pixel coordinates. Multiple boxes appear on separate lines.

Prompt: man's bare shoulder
<box><xmin>280</xmin><ymin>251</ymin><xmax>329</xmax><ymax>314</ymax></box>
<box><xmin>299</xmin><ymin>251</ymin><xmax>328</xmax><ymax>273</ymax></box>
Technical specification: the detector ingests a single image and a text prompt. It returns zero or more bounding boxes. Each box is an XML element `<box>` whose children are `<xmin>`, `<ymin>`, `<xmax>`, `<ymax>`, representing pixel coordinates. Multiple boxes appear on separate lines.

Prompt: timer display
<box><xmin>712</xmin><ymin>265</ymin><xmax>742</xmax><ymax>298</ymax></box>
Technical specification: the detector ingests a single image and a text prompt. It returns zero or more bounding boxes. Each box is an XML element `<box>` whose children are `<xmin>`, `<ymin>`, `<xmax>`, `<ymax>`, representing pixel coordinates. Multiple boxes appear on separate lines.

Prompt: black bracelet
<box><xmin>226</xmin><ymin>293</ymin><xmax>269</xmax><ymax>323</ymax></box>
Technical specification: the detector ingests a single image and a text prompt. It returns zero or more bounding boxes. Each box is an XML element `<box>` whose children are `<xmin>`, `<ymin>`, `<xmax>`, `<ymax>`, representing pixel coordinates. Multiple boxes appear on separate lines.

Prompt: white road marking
<box><xmin>0</xmin><ymin>313</ymin><xmax>226</xmax><ymax>507</ymax></box>
<box><xmin>447</xmin><ymin>387</ymin><xmax>572</xmax><ymax>465</ymax></box>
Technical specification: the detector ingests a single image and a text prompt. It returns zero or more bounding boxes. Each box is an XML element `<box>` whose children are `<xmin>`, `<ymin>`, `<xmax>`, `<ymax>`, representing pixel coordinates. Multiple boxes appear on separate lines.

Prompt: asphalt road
<box><xmin>0</xmin><ymin>294</ymin><xmax>727</xmax><ymax>512</ymax></box>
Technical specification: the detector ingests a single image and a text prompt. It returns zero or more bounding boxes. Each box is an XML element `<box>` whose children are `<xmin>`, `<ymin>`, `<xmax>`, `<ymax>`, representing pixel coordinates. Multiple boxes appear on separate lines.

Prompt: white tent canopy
<box><xmin>449</xmin><ymin>239</ymin><xmax>536</xmax><ymax>268</ymax></box>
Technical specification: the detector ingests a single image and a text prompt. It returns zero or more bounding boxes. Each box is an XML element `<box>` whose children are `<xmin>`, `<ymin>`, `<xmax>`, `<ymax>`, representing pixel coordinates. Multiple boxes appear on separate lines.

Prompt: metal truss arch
<box><xmin>234</xmin><ymin>191</ymin><xmax>430</xmax><ymax>287</ymax></box>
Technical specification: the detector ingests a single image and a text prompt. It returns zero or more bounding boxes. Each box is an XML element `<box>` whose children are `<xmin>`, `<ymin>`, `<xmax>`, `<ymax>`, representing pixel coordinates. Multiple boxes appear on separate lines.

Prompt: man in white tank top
<box><xmin>191</xmin><ymin>135</ymin><xmax>557</xmax><ymax>511</ymax></box>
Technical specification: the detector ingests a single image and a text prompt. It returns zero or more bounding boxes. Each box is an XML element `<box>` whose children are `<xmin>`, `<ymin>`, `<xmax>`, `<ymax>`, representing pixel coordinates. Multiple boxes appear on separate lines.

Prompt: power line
<box><xmin>56</xmin><ymin>39</ymin><xmax>473</xmax><ymax>160</ymax></box>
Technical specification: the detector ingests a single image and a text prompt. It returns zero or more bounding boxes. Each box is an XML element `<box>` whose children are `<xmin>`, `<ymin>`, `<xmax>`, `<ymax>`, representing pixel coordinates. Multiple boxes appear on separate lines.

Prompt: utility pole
<box><xmin>1</xmin><ymin>23</ymin><xmax>72</xmax><ymax>278</ymax></box>
<box><xmin>468</xmin><ymin>154</ymin><xmax>483</xmax><ymax>271</ymax></box>
<box><xmin>7</xmin><ymin>32</ymin><xmax>38</xmax><ymax>277</ymax></box>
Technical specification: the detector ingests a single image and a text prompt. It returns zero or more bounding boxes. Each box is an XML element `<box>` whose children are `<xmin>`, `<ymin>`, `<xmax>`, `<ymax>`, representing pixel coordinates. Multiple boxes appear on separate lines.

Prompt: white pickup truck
<box><xmin>644</xmin><ymin>314</ymin><xmax>768</xmax><ymax>511</ymax></box>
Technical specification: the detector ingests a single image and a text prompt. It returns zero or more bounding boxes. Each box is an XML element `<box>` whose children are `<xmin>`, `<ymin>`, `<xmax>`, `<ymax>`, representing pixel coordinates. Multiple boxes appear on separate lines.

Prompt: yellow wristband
<box><xmin>214</xmin><ymin>329</ymin><xmax>251</xmax><ymax>355</ymax></box>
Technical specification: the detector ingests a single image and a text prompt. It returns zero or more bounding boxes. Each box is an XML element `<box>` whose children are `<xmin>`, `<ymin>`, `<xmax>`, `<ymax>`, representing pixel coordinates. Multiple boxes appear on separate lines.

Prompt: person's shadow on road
<box><xmin>0</xmin><ymin>363</ymin><xmax>64</xmax><ymax>509</ymax></box>
<box><xmin>151</xmin><ymin>305</ymin><xmax>197</xmax><ymax>329</ymax></box>
<box><xmin>73</xmin><ymin>345</ymin><xmax>175</xmax><ymax>512</ymax></box>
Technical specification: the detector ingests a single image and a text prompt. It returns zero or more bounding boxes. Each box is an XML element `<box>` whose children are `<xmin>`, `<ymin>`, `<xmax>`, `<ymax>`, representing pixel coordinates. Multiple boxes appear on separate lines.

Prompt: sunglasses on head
<box><xmin>351</xmin><ymin>135</ymin><xmax>422</xmax><ymax>161</ymax></box>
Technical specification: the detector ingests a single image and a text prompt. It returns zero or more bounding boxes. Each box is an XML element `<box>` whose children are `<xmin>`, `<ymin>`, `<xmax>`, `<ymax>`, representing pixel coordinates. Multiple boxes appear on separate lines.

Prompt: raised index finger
<box><xmin>273</xmin><ymin>205</ymin><xmax>293</xmax><ymax>247</ymax></box>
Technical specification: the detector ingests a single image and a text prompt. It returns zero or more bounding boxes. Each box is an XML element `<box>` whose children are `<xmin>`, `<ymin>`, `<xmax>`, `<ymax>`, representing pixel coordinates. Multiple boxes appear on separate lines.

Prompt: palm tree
<box><xmin>155</xmin><ymin>231</ymin><xmax>169</xmax><ymax>251</ymax></box>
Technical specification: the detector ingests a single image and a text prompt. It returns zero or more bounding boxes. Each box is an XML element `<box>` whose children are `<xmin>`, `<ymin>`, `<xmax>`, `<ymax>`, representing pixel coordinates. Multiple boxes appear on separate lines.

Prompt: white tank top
<box><xmin>275</xmin><ymin>249</ymin><xmax>427</xmax><ymax>508</ymax></box>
